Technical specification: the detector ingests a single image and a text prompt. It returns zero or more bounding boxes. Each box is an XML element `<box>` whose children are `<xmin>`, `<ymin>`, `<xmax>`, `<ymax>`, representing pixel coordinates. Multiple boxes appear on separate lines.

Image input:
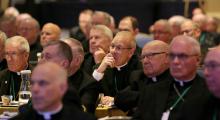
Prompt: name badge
<box><xmin>161</xmin><ymin>110</ymin><xmax>170</xmax><ymax>120</ymax></box>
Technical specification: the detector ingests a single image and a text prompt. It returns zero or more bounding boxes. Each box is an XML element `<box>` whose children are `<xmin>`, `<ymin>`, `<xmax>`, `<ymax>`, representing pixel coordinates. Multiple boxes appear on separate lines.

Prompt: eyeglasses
<box><xmin>168</xmin><ymin>53</ymin><xmax>198</xmax><ymax>61</ymax></box>
<box><xmin>140</xmin><ymin>52</ymin><xmax>166</xmax><ymax>60</ymax></box>
<box><xmin>4</xmin><ymin>51</ymin><xmax>25</xmax><ymax>58</ymax></box>
<box><xmin>152</xmin><ymin>30</ymin><xmax>169</xmax><ymax>35</ymax></box>
<box><xmin>203</xmin><ymin>62</ymin><xmax>220</xmax><ymax>71</ymax></box>
<box><xmin>181</xmin><ymin>29</ymin><xmax>193</xmax><ymax>35</ymax></box>
<box><xmin>110</xmin><ymin>44</ymin><xmax>132</xmax><ymax>51</ymax></box>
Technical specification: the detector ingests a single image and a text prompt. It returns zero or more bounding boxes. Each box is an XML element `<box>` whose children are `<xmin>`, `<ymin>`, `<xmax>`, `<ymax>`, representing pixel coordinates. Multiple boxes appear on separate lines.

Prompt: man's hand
<box><xmin>100</xmin><ymin>96</ymin><xmax>114</xmax><ymax>106</ymax></box>
<box><xmin>96</xmin><ymin>53</ymin><xmax>115</xmax><ymax>73</ymax></box>
<box><xmin>94</xmin><ymin>48</ymin><xmax>107</xmax><ymax>64</ymax></box>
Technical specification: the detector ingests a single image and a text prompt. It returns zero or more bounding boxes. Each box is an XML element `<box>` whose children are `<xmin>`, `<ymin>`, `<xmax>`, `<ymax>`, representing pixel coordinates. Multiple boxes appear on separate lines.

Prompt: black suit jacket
<box><xmin>115</xmin><ymin>69</ymin><xmax>172</xmax><ymax>112</ymax></box>
<box><xmin>0</xmin><ymin>66</ymin><xmax>33</xmax><ymax>100</ymax></box>
<box><xmin>11</xmin><ymin>105</ymin><xmax>96</xmax><ymax>120</ymax></box>
<box><xmin>82</xmin><ymin>53</ymin><xmax>95</xmax><ymax>75</ymax></box>
<box><xmin>0</xmin><ymin>59</ymin><xmax>7</xmax><ymax>71</ymax></box>
<box><xmin>68</xmin><ymin>69</ymin><xmax>99</xmax><ymax>113</ymax></box>
<box><xmin>133</xmin><ymin>74</ymin><xmax>210</xmax><ymax>120</ymax></box>
<box><xmin>97</xmin><ymin>55</ymin><xmax>142</xmax><ymax>97</ymax></box>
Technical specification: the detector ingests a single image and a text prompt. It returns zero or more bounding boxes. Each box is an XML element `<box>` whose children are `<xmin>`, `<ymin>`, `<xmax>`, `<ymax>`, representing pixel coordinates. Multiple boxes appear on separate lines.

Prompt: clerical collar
<box><xmin>174</xmin><ymin>77</ymin><xmax>194</xmax><ymax>87</ymax></box>
<box><xmin>115</xmin><ymin>62</ymin><xmax>128</xmax><ymax>71</ymax></box>
<box><xmin>38</xmin><ymin>104</ymin><xmax>63</xmax><ymax>120</ymax></box>
<box><xmin>151</xmin><ymin>77</ymin><xmax>157</xmax><ymax>82</ymax></box>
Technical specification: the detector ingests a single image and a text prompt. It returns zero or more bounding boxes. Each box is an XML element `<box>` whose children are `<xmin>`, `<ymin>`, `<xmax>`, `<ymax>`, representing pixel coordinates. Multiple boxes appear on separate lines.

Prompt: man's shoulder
<box><xmin>63</xmin><ymin>106</ymin><xmax>96</xmax><ymax>120</ymax></box>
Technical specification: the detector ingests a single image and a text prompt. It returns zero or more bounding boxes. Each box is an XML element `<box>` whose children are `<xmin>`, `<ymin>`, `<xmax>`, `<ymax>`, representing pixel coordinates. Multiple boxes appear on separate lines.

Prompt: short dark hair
<box><xmin>121</xmin><ymin>16</ymin><xmax>139</xmax><ymax>30</ymax></box>
<box><xmin>44</xmin><ymin>40</ymin><xmax>73</xmax><ymax>63</ymax></box>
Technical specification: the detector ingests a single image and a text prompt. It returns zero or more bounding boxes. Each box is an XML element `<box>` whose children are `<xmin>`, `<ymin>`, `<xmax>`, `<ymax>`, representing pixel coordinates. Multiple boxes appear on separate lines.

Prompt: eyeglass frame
<box><xmin>168</xmin><ymin>53</ymin><xmax>198</xmax><ymax>61</ymax></box>
<box><xmin>109</xmin><ymin>44</ymin><xmax>132</xmax><ymax>51</ymax></box>
<box><xmin>140</xmin><ymin>52</ymin><xmax>167</xmax><ymax>60</ymax></box>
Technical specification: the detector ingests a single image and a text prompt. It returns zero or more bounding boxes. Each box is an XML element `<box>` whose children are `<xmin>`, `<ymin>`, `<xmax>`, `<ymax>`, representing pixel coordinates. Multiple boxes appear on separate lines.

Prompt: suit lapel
<box><xmin>155</xmin><ymin>80</ymin><xmax>172</xmax><ymax>120</ymax></box>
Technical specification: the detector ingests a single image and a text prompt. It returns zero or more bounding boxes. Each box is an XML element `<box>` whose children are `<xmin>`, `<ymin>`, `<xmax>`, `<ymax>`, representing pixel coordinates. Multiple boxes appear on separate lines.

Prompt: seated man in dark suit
<box><xmin>180</xmin><ymin>46</ymin><xmax>220</xmax><ymax>120</ymax></box>
<box><xmin>92</xmin><ymin>31</ymin><xmax>142</xmax><ymax>106</ymax></box>
<box><xmin>17</xmin><ymin>17</ymin><xmax>42</xmax><ymax>65</ymax></box>
<box><xmin>82</xmin><ymin>25</ymin><xmax>113</xmax><ymax>75</ymax></box>
<box><xmin>63</xmin><ymin>38</ymin><xmax>99</xmax><ymax>113</ymax></box>
<box><xmin>115</xmin><ymin>40</ymin><xmax>172</xmax><ymax>113</ymax></box>
<box><xmin>11</xmin><ymin>62</ymin><xmax>96</xmax><ymax>120</ymax></box>
<box><xmin>133</xmin><ymin>35</ymin><xmax>210</xmax><ymax>120</ymax></box>
<box><xmin>0</xmin><ymin>31</ymin><xmax>7</xmax><ymax>71</ymax></box>
<box><xmin>40</xmin><ymin>40</ymin><xmax>83</xmax><ymax>110</ymax></box>
<box><xmin>0</xmin><ymin>36</ymin><xmax>30</xmax><ymax>101</ymax></box>
<box><xmin>203</xmin><ymin>46</ymin><xmax>220</xmax><ymax>120</ymax></box>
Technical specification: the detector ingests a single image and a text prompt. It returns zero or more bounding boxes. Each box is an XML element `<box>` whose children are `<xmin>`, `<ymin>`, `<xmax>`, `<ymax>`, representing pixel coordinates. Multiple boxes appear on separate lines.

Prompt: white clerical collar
<box><xmin>151</xmin><ymin>77</ymin><xmax>157</xmax><ymax>82</ymax></box>
<box><xmin>174</xmin><ymin>76</ymin><xmax>195</xmax><ymax>87</ymax></box>
<box><xmin>115</xmin><ymin>62</ymin><xmax>128</xmax><ymax>71</ymax></box>
<box><xmin>38</xmin><ymin>104</ymin><xmax>63</xmax><ymax>120</ymax></box>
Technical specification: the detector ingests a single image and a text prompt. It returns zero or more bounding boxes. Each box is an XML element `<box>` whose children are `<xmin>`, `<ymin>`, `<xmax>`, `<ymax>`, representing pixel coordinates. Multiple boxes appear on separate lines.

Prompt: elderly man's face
<box><xmin>153</xmin><ymin>23</ymin><xmax>171</xmax><ymax>43</ymax></box>
<box><xmin>89</xmin><ymin>29</ymin><xmax>111</xmax><ymax>54</ymax></box>
<box><xmin>31</xmin><ymin>65</ymin><xmax>65</xmax><ymax>112</ymax></box>
<box><xmin>17</xmin><ymin>21</ymin><xmax>39</xmax><ymax>45</ymax></box>
<box><xmin>40</xmin><ymin>25</ymin><xmax>60</xmax><ymax>47</ymax></box>
<box><xmin>110</xmin><ymin>35</ymin><xmax>134</xmax><ymax>66</ymax></box>
<box><xmin>204</xmin><ymin>49</ymin><xmax>220</xmax><ymax>98</ymax></box>
<box><xmin>141</xmin><ymin>45</ymin><xmax>168</xmax><ymax>77</ymax></box>
<box><xmin>169</xmin><ymin>40</ymin><xmax>199</xmax><ymax>80</ymax></box>
<box><xmin>5</xmin><ymin>43</ymin><xmax>28</xmax><ymax>72</ymax></box>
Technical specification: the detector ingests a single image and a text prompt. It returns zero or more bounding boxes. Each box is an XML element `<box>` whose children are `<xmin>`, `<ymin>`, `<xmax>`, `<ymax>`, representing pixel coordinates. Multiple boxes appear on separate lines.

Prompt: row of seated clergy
<box><xmin>114</xmin><ymin>40</ymin><xmax>171</xmax><ymax>114</ymax></box>
<box><xmin>132</xmin><ymin>35</ymin><xmax>211</xmax><ymax>120</ymax></box>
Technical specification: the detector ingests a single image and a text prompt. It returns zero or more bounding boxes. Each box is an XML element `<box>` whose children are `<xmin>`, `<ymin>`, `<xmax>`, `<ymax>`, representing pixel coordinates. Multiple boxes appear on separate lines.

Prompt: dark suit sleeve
<box><xmin>114</xmin><ymin>70</ymin><xmax>142</xmax><ymax>112</ymax></box>
<box><xmin>80</xmin><ymin>80</ymin><xmax>99</xmax><ymax>113</ymax></box>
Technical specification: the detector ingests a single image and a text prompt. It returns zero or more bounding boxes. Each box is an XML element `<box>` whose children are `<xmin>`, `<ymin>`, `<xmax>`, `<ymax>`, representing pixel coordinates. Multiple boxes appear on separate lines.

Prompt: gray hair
<box><xmin>171</xmin><ymin>35</ymin><xmax>201</xmax><ymax>56</ymax></box>
<box><xmin>6</xmin><ymin>36</ymin><xmax>30</xmax><ymax>53</ymax></box>
<box><xmin>91</xmin><ymin>25</ymin><xmax>113</xmax><ymax>40</ymax></box>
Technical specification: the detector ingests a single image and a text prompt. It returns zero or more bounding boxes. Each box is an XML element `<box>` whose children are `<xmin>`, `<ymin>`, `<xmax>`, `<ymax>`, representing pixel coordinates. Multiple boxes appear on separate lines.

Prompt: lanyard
<box><xmin>213</xmin><ymin>108</ymin><xmax>217</xmax><ymax>120</ymax></box>
<box><xmin>169</xmin><ymin>86</ymin><xmax>192</xmax><ymax>111</ymax></box>
<box><xmin>10</xmin><ymin>75</ymin><xmax>16</xmax><ymax>101</ymax></box>
<box><xmin>199</xmin><ymin>33</ymin><xmax>206</xmax><ymax>45</ymax></box>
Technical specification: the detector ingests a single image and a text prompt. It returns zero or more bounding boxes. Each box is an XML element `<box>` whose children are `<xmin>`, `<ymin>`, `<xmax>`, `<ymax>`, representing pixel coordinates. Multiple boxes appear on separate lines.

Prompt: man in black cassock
<box><xmin>0</xmin><ymin>36</ymin><xmax>30</xmax><ymax>101</ymax></box>
<box><xmin>133</xmin><ymin>35</ymin><xmax>210</xmax><ymax>120</ymax></box>
<box><xmin>11</xmin><ymin>62</ymin><xmax>96</xmax><ymax>120</ymax></box>
<box><xmin>114</xmin><ymin>40</ymin><xmax>172</xmax><ymax>114</ymax></box>
<box><xmin>92</xmin><ymin>31</ymin><xmax>142</xmax><ymax>105</ymax></box>
<box><xmin>63</xmin><ymin>38</ymin><xmax>99</xmax><ymax>113</ymax></box>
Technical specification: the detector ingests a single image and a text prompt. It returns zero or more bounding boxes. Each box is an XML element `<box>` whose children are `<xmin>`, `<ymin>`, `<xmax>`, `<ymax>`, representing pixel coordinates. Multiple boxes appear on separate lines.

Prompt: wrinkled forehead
<box><xmin>142</xmin><ymin>45</ymin><xmax>164</xmax><ymax>54</ymax></box>
<box><xmin>112</xmin><ymin>35</ymin><xmax>131</xmax><ymax>47</ymax></box>
<box><xmin>169</xmin><ymin>40</ymin><xmax>194</xmax><ymax>54</ymax></box>
<box><xmin>205</xmin><ymin>50</ymin><xmax>220</xmax><ymax>63</ymax></box>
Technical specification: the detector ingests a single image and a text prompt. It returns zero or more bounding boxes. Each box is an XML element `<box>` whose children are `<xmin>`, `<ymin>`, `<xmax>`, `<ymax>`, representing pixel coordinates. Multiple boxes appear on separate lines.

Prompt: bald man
<box><xmin>11</xmin><ymin>62</ymin><xmax>95</xmax><ymax>120</ymax></box>
<box><xmin>133</xmin><ymin>35</ymin><xmax>210</xmax><ymax>120</ymax></box>
<box><xmin>40</xmin><ymin>23</ymin><xmax>61</xmax><ymax>47</ymax></box>
<box><xmin>115</xmin><ymin>40</ymin><xmax>172</xmax><ymax>113</ymax></box>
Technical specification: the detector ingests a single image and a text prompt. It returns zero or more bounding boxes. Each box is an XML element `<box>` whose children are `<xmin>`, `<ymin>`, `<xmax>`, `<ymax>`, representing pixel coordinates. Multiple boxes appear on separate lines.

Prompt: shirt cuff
<box><xmin>92</xmin><ymin>69</ymin><xmax>104</xmax><ymax>81</ymax></box>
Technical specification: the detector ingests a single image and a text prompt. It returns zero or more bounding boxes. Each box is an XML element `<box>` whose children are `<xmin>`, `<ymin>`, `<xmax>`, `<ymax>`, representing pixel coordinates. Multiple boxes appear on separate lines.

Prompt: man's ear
<box><xmin>60</xmin><ymin>82</ymin><xmax>68</xmax><ymax>95</ymax></box>
<box><xmin>134</xmin><ymin>28</ymin><xmax>139</xmax><ymax>35</ymax></box>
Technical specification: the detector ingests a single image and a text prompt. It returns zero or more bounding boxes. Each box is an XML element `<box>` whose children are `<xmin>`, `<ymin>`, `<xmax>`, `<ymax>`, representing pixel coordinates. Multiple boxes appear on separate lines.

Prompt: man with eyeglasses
<box><xmin>114</xmin><ymin>40</ymin><xmax>172</xmax><ymax>115</ymax></box>
<box><xmin>152</xmin><ymin>19</ymin><xmax>173</xmax><ymax>43</ymax></box>
<box><xmin>191</xmin><ymin>46</ymin><xmax>220</xmax><ymax>120</ymax></box>
<box><xmin>181</xmin><ymin>19</ymin><xmax>220</xmax><ymax>65</ymax></box>
<box><xmin>92</xmin><ymin>31</ymin><xmax>142</xmax><ymax>106</ymax></box>
<box><xmin>0</xmin><ymin>36</ymin><xmax>30</xmax><ymax>101</ymax></box>
<box><xmin>133</xmin><ymin>35</ymin><xmax>210</xmax><ymax>120</ymax></box>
